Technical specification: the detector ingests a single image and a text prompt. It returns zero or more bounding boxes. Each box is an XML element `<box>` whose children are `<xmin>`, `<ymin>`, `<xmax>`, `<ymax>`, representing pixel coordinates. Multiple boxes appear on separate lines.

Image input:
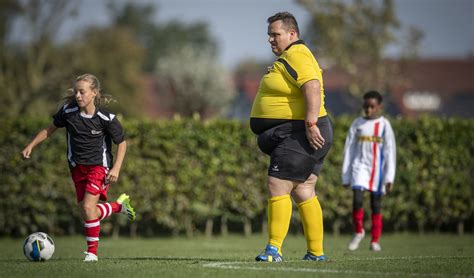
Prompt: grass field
<box><xmin>1</xmin><ymin>234</ymin><xmax>473</xmax><ymax>277</ymax></box>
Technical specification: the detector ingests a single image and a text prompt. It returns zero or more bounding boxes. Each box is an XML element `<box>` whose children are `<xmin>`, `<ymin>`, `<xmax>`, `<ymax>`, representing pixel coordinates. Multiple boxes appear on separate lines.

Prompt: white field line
<box><xmin>202</xmin><ymin>256</ymin><xmax>474</xmax><ymax>277</ymax></box>
<box><xmin>341</xmin><ymin>255</ymin><xmax>473</xmax><ymax>261</ymax></box>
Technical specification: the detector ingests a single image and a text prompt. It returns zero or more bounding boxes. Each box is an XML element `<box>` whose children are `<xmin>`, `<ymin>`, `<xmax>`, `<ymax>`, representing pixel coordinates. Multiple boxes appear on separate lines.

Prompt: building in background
<box><xmin>227</xmin><ymin>57</ymin><xmax>474</xmax><ymax>119</ymax></box>
<box><xmin>143</xmin><ymin>57</ymin><xmax>473</xmax><ymax>119</ymax></box>
<box><xmin>390</xmin><ymin>58</ymin><xmax>474</xmax><ymax>117</ymax></box>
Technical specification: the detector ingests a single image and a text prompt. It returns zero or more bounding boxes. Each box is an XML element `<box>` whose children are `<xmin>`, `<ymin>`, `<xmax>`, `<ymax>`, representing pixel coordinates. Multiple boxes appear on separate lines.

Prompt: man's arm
<box><xmin>302</xmin><ymin>79</ymin><xmax>325</xmax><ymax>150</ymax></box>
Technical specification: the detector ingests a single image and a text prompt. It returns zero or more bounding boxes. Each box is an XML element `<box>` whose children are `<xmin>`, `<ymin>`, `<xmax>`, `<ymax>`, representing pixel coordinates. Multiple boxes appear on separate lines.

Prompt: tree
<box><xmin>109</xmin><ymin>3</ymin><xmax>229</xmax><ymax>118</ymax></box>
<box><xmin>0</xmin><ymin>1</ymin><xmax>230</xmax><ymax>118</ymax></box>
<box><xmin>296</xmin><ymin>0</ymin><xmax>422</xmax><ymax>97</ymax></box>
<box><xmin>0</xmin><ymin>0</ymin><xmax>146</xmax><ymax>118</ymax></box>
<box><xmin>0</xmin><ymin>0</ymin><xmax>21</xmax><ymax>45</ymax></box>
<box><xmin>60</xmin><ymin>26</ymin><xmax>146</xmax><ymax>117</ymax></box>
<box><xmin>110</xmin><ymin>3</ymin><xmax>218</xmax><ymax>72</ymax></box>
<box><xmin>155</xmin><ymin>46</ymin><xmax>236</xmax><ymax>118</ymax></box>
<box><xmin>0</xmin><ymin>0</ymin><xmax>78</xmax><ymax>117</ymax></box>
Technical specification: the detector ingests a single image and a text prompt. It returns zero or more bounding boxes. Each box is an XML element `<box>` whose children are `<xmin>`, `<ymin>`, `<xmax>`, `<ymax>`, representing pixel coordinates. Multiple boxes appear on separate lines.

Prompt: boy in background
<box><xmin>342</xmin><ymin>91</ymin><xmax>396</xmax><ymax>251</ymax></box>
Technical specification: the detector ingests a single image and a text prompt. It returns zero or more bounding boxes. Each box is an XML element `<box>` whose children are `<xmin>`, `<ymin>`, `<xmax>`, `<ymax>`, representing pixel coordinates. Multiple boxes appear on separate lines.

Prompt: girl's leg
<box><xmin>97</xmin><ymin>200</ymin><xmax>122</xmax><ymax>221</ymax></box>
<box><xmin>80</xmin><ymin>192</ymin><xmax>101</xmax><ymax>257</ymax></box>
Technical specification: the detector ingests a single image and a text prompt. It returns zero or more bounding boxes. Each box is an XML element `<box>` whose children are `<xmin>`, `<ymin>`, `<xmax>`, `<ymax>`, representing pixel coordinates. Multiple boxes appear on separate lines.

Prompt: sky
<box><xmin>60</xmin><ymin>0</ymin><xmax>473</xmax><ymax>70</ymax></box>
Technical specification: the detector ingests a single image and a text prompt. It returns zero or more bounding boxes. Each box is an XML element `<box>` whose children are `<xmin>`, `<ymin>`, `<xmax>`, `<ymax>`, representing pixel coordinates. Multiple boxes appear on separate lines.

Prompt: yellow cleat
<box><xmin>117</xmin><ymin>193</ymin><xmax>136</xmax><ymax>221</ymax></box>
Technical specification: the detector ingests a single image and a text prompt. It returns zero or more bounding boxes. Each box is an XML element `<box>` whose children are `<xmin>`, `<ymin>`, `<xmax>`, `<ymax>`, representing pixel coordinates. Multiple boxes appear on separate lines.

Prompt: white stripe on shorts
<box><xmin>90</xmin><ymin>183</ymin><xmax>101</xmax><ymax>191</ymax></box>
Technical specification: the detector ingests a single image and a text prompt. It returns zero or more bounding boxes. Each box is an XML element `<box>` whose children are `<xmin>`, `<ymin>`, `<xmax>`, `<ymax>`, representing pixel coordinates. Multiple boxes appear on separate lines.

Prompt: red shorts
<box><xmin>71</xmin><ymin>164</ymin><xmax>110</xmax><ymax>203</ymax></box>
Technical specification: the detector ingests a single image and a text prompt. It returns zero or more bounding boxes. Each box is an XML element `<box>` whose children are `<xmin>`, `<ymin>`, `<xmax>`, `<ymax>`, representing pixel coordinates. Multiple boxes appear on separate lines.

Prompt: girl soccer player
<box><xmin>21</xmin><ymin>73</ymin><xmax>136</xmax><ymax>262</ymax></box>
<box><xmin>342</xmin><ymin>90</ymin><xmax>396</xmax><ymax>251</ymax></box>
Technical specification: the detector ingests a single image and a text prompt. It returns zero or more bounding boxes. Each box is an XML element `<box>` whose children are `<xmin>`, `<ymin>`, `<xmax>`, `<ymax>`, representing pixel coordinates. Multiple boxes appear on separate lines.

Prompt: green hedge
<box><xmin>0</xmin><ymin>116</ymin><xmax>472</xmax><ymax>237</ymax></box>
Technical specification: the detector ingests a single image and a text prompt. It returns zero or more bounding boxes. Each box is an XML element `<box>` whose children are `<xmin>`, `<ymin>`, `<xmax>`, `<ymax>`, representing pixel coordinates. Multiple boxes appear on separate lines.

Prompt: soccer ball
<box><xmin>23</xmin><ymin>232</ymin><xmax>55</xmax><ymax>261</ymax></box>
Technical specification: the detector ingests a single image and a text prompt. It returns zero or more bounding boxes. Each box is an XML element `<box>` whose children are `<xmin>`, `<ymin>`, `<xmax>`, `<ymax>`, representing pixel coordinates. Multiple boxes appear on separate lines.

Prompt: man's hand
<box><xmin>306</xmin><ymin>125</ymin><xmax>325</xmax><ymax>150</ymax></box>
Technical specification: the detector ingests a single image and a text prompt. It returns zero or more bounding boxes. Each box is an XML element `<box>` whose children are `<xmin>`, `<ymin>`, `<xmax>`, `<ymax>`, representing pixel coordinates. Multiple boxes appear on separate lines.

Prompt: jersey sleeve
<box><xmin>341</xmin><ymin>120</ymin><xmax>358</xmax><ymax>185</ymax></box>
<box><xmin>280</xmin><ymin>51</ymin><xmax>322</xmax><ymax>88</ymax></box>
<box><xmin>382</xmin><ymin>119</ymin><xmax>396</xmax><ymax>185</ymax></box>
<box><xmin>52</xmin><ymin>105</ymin><xmax>67</xmax><ymax>128</ymax></box>
<box><xmin>106</xmin><ymin>116</ymin><xmax>125</xmax><ymax>144</ymax></box>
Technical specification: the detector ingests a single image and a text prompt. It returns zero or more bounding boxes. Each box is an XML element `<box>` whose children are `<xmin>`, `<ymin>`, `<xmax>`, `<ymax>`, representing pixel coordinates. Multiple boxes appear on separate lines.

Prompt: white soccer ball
<box><xmin>23</xmin><ymin>232</ymin><xmax>55</xmax><ymax>262</ymax></box>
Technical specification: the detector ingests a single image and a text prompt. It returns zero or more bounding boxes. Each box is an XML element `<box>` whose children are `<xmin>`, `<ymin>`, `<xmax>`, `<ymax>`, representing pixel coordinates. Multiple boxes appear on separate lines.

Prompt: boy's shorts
<box><xmin>71</xmin><ymin>164</ymin><xmax>109</xmax><ymax>203</ymax></box>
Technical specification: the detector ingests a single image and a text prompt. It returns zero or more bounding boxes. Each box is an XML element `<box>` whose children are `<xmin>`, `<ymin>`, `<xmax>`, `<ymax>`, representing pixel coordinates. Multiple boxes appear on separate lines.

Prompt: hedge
<box><xmin>0</xmin><ymin>116</ymin><xmax>472</xmax><ymax>237</ymax></box>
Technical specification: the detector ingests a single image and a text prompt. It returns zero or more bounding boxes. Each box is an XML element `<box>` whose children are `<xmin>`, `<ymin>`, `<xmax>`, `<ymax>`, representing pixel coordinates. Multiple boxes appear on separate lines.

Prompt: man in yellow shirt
<box><xmin>251</xmin><ymin>12</ymin><xmax>333</xmax><ymax>262</ymax></box>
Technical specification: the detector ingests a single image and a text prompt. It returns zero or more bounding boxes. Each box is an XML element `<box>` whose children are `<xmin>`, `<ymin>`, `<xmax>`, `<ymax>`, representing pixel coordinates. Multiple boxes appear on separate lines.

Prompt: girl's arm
<box><xmin>107</xmin><ymin>140</ymin><xmax>127</xmax><ymax>183</ymax></box>
<box><xmin>21</xmin><ymin>124</ymin><xmax>58</xmax><ymax>159</ymax></box>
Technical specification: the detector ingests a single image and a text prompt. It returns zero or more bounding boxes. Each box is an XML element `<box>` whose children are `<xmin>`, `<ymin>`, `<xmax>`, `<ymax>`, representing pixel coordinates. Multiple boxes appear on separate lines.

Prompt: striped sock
<box><xmin>97</xmin><ymin>202</ymin><xmax>121</xmax><ymax>221</ymax></box>
<box><xmin>84</xmin><ymin>218</ymin><xmax>100</xmax><ymax>255</ymax></box>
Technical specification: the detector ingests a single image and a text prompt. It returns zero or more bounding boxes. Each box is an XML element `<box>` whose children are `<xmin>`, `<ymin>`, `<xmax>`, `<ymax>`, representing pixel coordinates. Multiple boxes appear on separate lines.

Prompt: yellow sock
<box><xmin>267</xmin><ymin>194</ymin><xmax>292</xmax><ymax>253</ymax></box>
<box><xmin>298</xmin><ymin>196</ymin><xmax>324</xmax><ymax>256</ymax></box>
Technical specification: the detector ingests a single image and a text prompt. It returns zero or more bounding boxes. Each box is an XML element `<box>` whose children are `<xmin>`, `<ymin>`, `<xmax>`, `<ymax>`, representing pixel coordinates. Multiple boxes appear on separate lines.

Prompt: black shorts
<box><xmin>252</xmin><ymin>116</ymin><xmax>333</xmax><ymax>182</ymax></box>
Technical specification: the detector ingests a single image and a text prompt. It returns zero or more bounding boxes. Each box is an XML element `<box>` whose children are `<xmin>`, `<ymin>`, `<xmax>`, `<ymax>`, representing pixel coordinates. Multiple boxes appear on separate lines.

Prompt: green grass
<box><xmin>1</xmin><ymin>234</ymin><xmax>473</xmax><ymax>277</ymax></box>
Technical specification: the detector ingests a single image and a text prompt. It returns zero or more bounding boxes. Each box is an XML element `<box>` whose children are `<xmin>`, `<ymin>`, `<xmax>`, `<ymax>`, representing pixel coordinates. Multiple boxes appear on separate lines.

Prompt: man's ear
<box><xmin>289</xmin><ymin>30</ymin><xmax>298</xmax><ymax>41</ymax></box>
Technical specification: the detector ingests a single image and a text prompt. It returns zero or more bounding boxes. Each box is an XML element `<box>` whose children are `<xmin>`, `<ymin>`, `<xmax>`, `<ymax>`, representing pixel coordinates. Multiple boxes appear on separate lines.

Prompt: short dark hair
<box><xmin>267</xmin><ymin>12</ymin><xmax>300</xmax><ymax>36</ymax></box>
<box><xmin>363</xmin><ymin>90</ymin><xmax>383</xmax><ymax>104</ymax></box>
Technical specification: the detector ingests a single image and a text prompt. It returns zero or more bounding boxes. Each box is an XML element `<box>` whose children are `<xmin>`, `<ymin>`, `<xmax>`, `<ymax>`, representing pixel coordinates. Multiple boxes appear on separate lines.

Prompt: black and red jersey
<box><xmin>53</xmin><ymin>103</ymin><xmax>125</xmax><ymax>168</ymax></box>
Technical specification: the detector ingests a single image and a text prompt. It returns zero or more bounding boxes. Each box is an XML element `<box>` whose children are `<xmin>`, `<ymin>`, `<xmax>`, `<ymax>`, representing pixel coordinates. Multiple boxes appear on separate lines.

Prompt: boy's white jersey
<box><xmin>342</xmin><ymin>116</ymin><xmax>396</xmax><ymax>194</ymax></box>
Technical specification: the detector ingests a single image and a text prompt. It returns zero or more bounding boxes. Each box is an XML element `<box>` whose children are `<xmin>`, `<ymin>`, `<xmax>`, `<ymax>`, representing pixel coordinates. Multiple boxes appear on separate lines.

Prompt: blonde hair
<box><xmin>63</xmin><ymin>73</ymin><xmax>114</xmax><ymax>106</ymax></box>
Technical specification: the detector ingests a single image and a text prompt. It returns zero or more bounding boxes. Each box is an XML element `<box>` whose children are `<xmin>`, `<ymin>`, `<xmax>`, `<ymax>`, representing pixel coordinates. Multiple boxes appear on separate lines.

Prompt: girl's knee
<box><xmin>80</xmin><ymin>202</ymin><xmax>98</xmax><ymax>220</ymax></box>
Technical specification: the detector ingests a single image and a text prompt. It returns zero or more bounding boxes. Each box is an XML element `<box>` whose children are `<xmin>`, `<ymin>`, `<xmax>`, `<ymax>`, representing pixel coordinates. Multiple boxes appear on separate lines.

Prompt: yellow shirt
<box><xmin>250</xmin><ymin>41</ymin><xmax>327</xmax><ymax>120</ymax></box>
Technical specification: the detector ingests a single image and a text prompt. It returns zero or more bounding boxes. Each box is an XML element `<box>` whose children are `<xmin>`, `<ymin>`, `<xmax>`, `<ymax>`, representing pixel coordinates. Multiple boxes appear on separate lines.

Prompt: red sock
<box><xmin>352</xmin><ymin>208</ymin><xmax>364</xmax><ymax>233</ymax></box>
<box><xmin>371</xmin><ymin>213</ymin><xmax>383</xmax><ymax>243</ymax></box>
<box><xmin>84</xmin><ymin>218</ymin><xmax>100</xmax><ymax>255</ymax></box>
<box><xmin>97</xmin><ymin>202</ymin><xmax>122</xmax><ymax>220</ymax></box>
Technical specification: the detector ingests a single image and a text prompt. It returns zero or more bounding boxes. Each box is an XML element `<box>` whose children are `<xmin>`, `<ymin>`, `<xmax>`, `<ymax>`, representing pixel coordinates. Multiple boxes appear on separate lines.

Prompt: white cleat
<box><xmin>370</xmin><ymin>242</ymin><xmax>382</xmax><ymax>252</ymax></box>
<box><xmin>84</xmin><ymin>251</ymin><xmax>98</xmax><ymax>262</ymax></box>
<box><xmin>348</xmin><ymin>229</ymin><xmax>365</xmax><ymax>251</ymax></box>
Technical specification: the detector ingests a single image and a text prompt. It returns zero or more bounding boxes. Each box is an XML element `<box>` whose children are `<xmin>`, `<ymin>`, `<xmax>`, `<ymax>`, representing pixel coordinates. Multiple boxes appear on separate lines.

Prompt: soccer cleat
<box><xmin>348</xmin><ymin>229</ymin><xmax>365</xmax><ymax>251</ymax></box>
<box><xmin>370</xmin><ymin>242</ymin><xmax>382</xmax><ymax>252</ymax></box>
<box><xmin>83</xmin><ymin>252</ymin><xmax>98</xmax><ymax>262</ymax></box>
<box><xmin>117</xmin><ymin>193</ymin><xmax>136</xmax><ymax>221</ymax></box>
<box><xmin>302</xmin><ymin>252</ymin><xmax>327</xmax><ymax>261</ymax></box>
<box><xmin>255</xmin><ymin>244</ymin><xmax>283</xmax><ymax>262</ymax></box>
